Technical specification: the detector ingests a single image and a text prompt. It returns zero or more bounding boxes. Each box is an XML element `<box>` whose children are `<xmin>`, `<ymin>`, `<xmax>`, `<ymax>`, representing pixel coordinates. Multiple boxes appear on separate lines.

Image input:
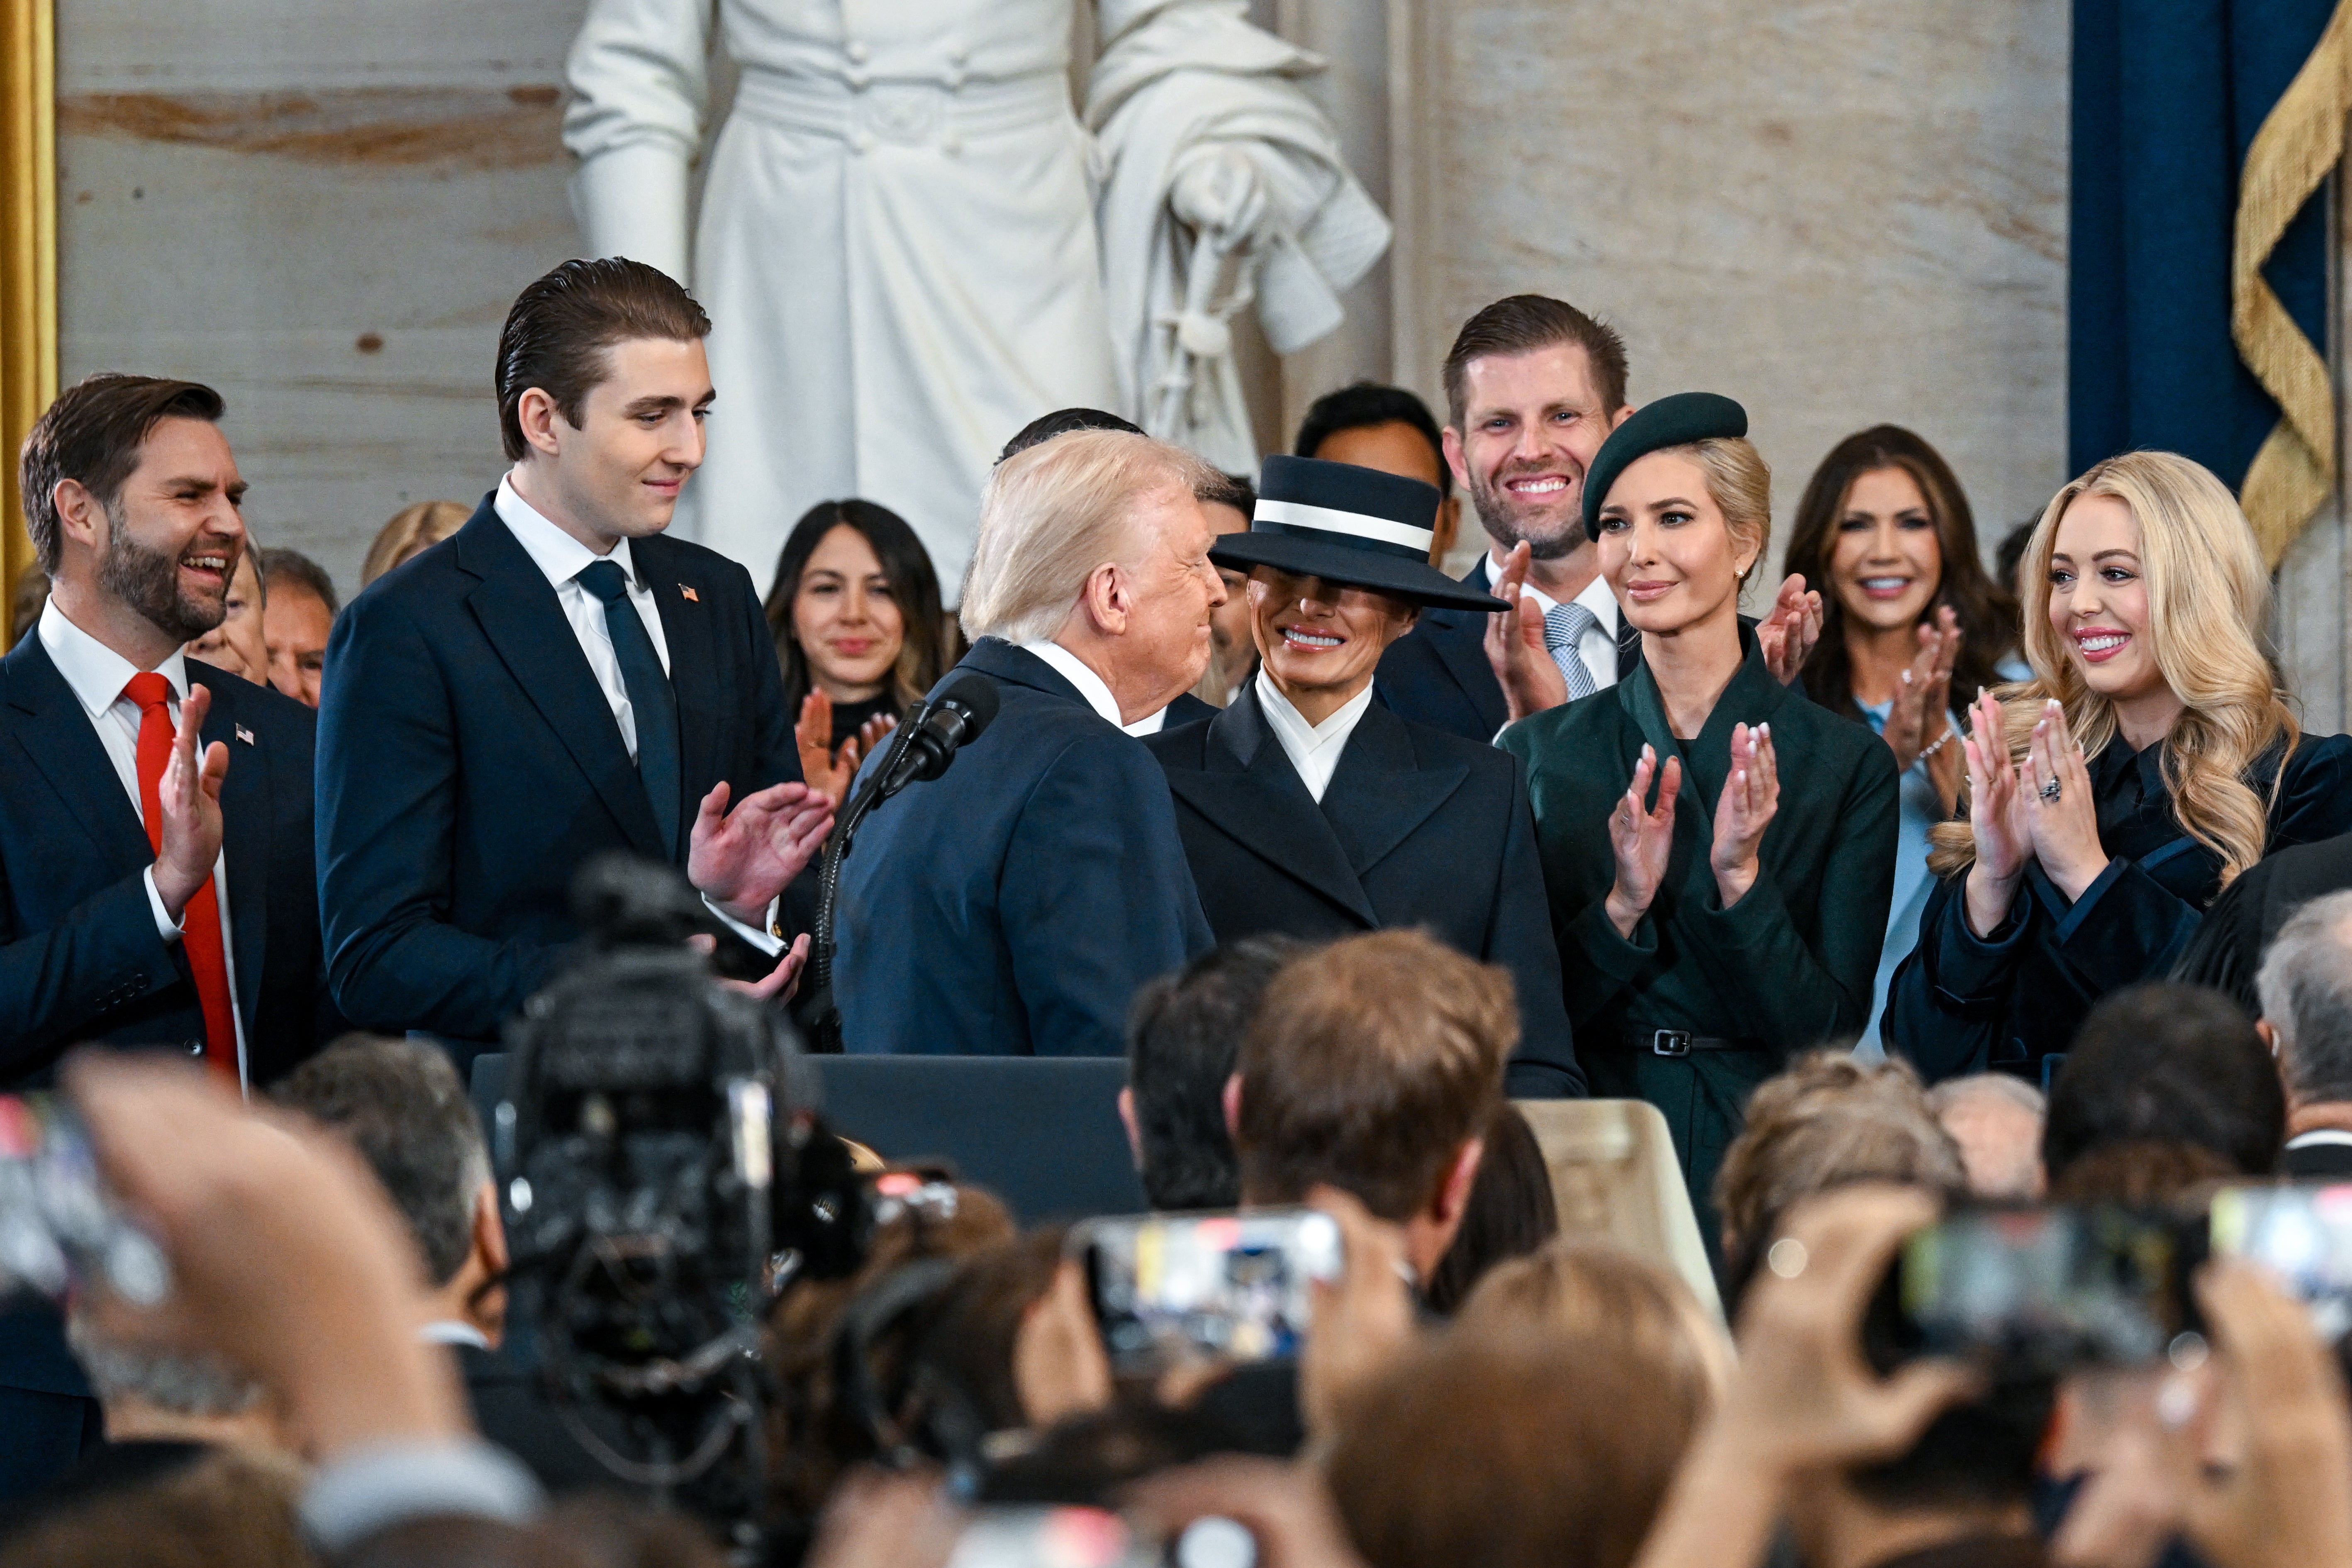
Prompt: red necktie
<box><xmin>123</xmin><ymin>673</ymin><xmax>236</xmax><ymax>1077</ymax></box>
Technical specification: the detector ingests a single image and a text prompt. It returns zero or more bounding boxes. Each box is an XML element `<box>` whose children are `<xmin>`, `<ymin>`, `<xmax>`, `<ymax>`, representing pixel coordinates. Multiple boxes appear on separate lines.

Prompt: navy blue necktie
<box><xmin>576</xmin><ymin>559</ymin><xmax>682</xmax><ymax>857</ymax></box>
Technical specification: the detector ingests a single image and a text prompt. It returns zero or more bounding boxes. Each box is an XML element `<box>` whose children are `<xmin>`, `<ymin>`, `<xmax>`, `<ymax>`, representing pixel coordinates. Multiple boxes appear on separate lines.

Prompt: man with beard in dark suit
<box><xmin>1147</xmin><ymin>456</ymin><xmax>1581</xmax><ymax>1095</ymax></box>
<box><xmin>318</xmin><ymin>260</ymin><xmax>826</xmax><ymax>1067</ymax></box>
<box><xmin>0</xmin><ymin>373</ymin><xmax>339</xmax><ymax>1497</ymax></box>
<box><xmin>1376</xmin><ymin>295</ymin><xmax>1818</xmax><ymax>740</ymax></box>
<box><xmin>2247</xmin><ymin>890</ymin><xmax>2352</xmax><ymax>1178</ymax></box>
<box><xmin>833</xmin><ymin>429</ymin><xmax>1222</xmax><ymax>1057</ymax></box>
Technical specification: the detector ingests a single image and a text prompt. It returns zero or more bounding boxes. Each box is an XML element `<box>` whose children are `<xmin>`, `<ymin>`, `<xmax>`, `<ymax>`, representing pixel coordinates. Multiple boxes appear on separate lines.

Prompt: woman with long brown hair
<box><xmin>1783</xmin><ymin>426</ymin><xmax>2021</xmax><ymax>1052</ymax></box>
<box><xmin>1884</xmin><ymin>451</ymin><xmax>2352</xmax><ymax>1084</ymax></box>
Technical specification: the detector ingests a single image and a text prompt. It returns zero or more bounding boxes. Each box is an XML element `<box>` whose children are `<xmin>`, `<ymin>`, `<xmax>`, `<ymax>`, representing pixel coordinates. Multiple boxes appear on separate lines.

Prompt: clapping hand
<box><xmin>1882</xmin><ymin>607</ymin><xmax>1962</xmax><ymax>778</ymax></box>
<box><xmin>153</xmin><ymin>683</ymin><xmax>230</xmax><ymax>921</ymax></box>
<box><xmin>688</xmin><ymin>778</ymin><xmax>835</xmax><ymax>929</ymax></box>
<box><xmin>796</xmin><ymin>692</ymin><xmax>897</xmax><ymax>808</ymax></box>
<box><xmin>1709</xmin><ymin>721</ymin><xmax>1779</xmax><ymax>909</ymax></box>
<box><xmin>1605</xmin><ymin>744</ymin><xmax>1682</xmax><ymax>939</ymax></box>
<box><xmin>1959</xmin><ymin>688</ymin><xmax>2032</xmax><ymax>939</ymax></box>
<box><xmin>1755</xmin><ymin>573</ymin><xmax>1823</xmax><ymax>687</ymax></box>
<box><xmin>1483</xmin><ymin>541</ymin><xmax>1572</xmax><ymax>723</ymax></box>
<box><xmin>2022</xmin><ymin>698</ymin><xmax>2107</xmax><ymax>902</ymax></box>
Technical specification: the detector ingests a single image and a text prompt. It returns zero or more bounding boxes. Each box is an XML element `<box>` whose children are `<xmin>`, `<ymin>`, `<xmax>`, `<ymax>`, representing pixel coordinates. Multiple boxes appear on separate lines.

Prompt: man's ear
<box><xmin>1077</xmin><ymin>560</ymin><xmax>1129</xmax><ymax>638</ymax></box>
<box><xmin>1432</xmin><ymin>1137</ymin><xmax>1485</xmax><ymax>1229</ymax></box>
<box><xmin>1610</xmin><ymin>402</ymin><xmax>1637</xmax><ymax>431</ymax></box>
<box><xmin>1222</xmin><ymin>1072</ymin><xmax>1244</xmax><ymax>1142</ymax></box>
<box><xmin>1429</xmin><ymin>495</ymin><xmax>1461</xmax><ymax>566</ymax></box>
<box><xmin>514</xmin><ymin>386</ymin><xmax>569</xmax><ymax>460</ymax></box>
<box><xmin>1116</xmin><ymin>1085</ymin><xmax>1144</xmax><ymax>1170</ymax></box>
<box><xmin>1440</xmin><ymin>427</ymin><xmax>1470</xmax><ymax>493</ymax></box>
<box><xmin>474</xmin><ymin>1178</ymin><xmax>508</xmax><ymax>1276</ymax></box>
<box><xmin>52</xmin><ymin>477</ymin><xmax>105</xmax><ymax>554</ymax></box>
<box><xmin>2257</xmin><ymin>1017</ymin><xmax>2279</xmax><ymax>1057</ymax></box>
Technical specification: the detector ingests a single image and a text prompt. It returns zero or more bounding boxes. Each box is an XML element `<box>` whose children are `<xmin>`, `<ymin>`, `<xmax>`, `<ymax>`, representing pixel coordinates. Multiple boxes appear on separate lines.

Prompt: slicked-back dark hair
<box><xmin>495</xmin><ymin>257</ymin><xmax>711</xmax><ymax>461</ymax></box>
<box><xmin>18</xmin><ymin>373</ymin><xmax>225</xmax><ymax>573</ymax></box>
<box><xmin>1441</xmin><ymin>295</ymin><xmax>1628</xmax><ymax>432</ymax></box>
<box><xmin>274</xmin><ymin>1034</ymin><xmax>488</xmax><ymax>1287</ymax></box>
<box><xmin>1124</xmin><ymin>936</ymin><xmax>1307</xmax><ymax>1211</ymax></box>
<box><xmin>1293</xmin><ymin>381</ymin><xmax>1451</xmax><ymax>496</ymax></box>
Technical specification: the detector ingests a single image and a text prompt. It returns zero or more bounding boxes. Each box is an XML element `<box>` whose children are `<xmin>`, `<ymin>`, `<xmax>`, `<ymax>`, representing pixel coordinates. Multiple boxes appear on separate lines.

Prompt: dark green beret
<box><xmin>1579</xmin><ymin>392</ymin><xmax>1750</xmax><ymax>542</ymax></box>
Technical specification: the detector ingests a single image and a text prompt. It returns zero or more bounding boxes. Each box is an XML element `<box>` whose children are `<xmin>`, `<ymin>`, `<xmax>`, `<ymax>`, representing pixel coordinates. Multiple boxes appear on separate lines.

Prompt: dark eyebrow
<box><xmin>622</xmin><ymin>394</ymin><xmax>685</xmax><ymax>417</ymax></box>
<box><xmin>2090</xmin><ymin>549</ymin><xmax>2140</xmax><ymax>563</ymax></box>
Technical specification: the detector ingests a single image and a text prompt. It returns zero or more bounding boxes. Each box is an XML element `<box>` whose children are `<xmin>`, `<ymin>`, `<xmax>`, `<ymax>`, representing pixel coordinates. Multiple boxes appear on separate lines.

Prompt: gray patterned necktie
<box><xmin>1543</xmin><ymin>602</ymin><xmax>1600</xmax><ymax>701</ymax></box>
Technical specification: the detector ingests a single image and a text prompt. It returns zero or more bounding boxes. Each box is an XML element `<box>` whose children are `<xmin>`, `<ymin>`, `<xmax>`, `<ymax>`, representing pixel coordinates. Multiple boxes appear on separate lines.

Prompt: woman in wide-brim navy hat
<box><xmin>1495</xmin><ymin>395</ymin><xmax>1902</xmax><ymax>1255</ymax></box>
<box><xmin>1142</xmin><ymin>456</ymin><xmax>1584</xmax><ymax>1097</ymax></box>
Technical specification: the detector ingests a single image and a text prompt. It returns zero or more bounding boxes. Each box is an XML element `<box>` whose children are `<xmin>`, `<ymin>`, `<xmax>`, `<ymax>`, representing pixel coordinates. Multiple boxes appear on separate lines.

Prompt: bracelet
<box><xmin>1916</xmin><ymin>725</ymin><xmax>1955</xmax><ymax>763</ymax></box>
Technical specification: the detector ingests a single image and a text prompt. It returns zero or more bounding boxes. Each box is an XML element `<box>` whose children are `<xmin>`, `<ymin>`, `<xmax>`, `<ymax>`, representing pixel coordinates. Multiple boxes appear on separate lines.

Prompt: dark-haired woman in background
<box><xmin>1783</xmin><ymin>426</ymin><xmax>2021</xmax><ymax>1053</ymax></box>
<box><xmin>763</xmin><ymin>499</ymin><xmax>949</xmax><ymax>805</ymax></box>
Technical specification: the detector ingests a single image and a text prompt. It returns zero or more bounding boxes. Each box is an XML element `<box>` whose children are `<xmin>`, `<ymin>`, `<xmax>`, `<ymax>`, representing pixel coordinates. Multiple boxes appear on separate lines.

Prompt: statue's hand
<box><xmin>1170</xmin><ymin>146</ymin><xmax>1272</xmax><ymax>245</ymax></box>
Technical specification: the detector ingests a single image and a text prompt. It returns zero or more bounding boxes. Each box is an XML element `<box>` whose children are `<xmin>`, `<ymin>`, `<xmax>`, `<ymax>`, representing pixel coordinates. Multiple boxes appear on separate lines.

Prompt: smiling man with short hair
<box><xmin>317</xmin><ymin>258</ymin><xmax>824</xmax><ymax>1062</ymax></box>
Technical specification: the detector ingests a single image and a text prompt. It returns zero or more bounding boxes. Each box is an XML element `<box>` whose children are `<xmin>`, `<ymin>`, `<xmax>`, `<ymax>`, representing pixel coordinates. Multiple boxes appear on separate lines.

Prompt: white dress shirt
<box><xmin>1255</xmin><ymin>670</ymin><xmax>1375</xmax><ymax>804</ymax></box>
<box><xmin>495</xmin><ymin>476</ymin><xmax>780</xmax><ymax>956</ymax></box>
<box><xmin>39</xmin><ymin>599</ymin><xmax>249</xmax><ymax>1083</ymax></box>
<box><xmin>1019</xmin><ymin>639</ymin><xmax>1162</xmax><ymax>734</ymax></box>
<box><xmin>2286</xmin><ymin>1129</ymin><xmax>2352</xmax><ymax>1153</ymax></box>
<box><xmin>1490</xmin><ymin>549</ymin><xmax>1621</xmax><ymax>693</ymax></box>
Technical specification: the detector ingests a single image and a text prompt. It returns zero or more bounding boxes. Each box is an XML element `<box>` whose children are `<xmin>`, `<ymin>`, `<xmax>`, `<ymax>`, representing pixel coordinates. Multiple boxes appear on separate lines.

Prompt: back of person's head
<box><xmin>997</xmin><ymin>407</ymin><xmax>1146</xmax><ymax>465</ymax></box>
<box><xmin>273</xmin><ymin>1034</ymin><xmax>485</xmax><ymax>1286</ymax></box>
<box><xmin>0</xmin><ymin>1447</ymin><xmax>312</xmax><ymax>1568</ymax></box>
<box><xmin>1923</xmin><ymin>1073</ymin><xmax>2047</xmax><ymax>1200</ymax></box>
<box><xmin>1423</xmin><ymin>1103</ymin><xmax>1559</xmax><ymax>1315</ymax></box>
<box><xmin>1323</xmin><ymin>1331</ymin><xmax>1696</xmax><ymax>1568</ymax></box>
<box><xmin>361</xmin><ymin>499</ymin><xmax>470</xmax><ymax>587</ymax></box>
<box><xmin>495</xmin><ymin>256</ymin><xmax>711</xmax><ymax>463</ymax></box>
<box><xmin>2045</xmin><ymin>1138</ymin><xmax>2237</xmax><ymax>1205</ymax></box>
<box><xmin>257</xmin><ymin>546</ymin><xmax>340</xmax><ymax>618</ymax></box>
<box><xmin>1440</xmin><ymin>294</ymin><xmax>1628</xmax><ymax>429</ymax></box>
<box><xmin>2046</xmin><ymin>983</ymin><xmax>2284</xmax><ymax>1183</ymax></box>
<box><xmin>2257</xmin><ymin>888</ymin><xmax>2352</xmax><ymax>1106</ymax></box>
<box><xmin>18</xmin><ymin>373</ymin><xmax>225</xmax><ymax>575</ymax></box>
<box><xmin>1714</xmin><ymin>1051</ymin><xmax>1965</xmax><ymax>1307</ymax></box>
<box><xmin>1292</xmin><ymin>382</ymin><xmax>1450</xmax><ymax>495</ymax></box>
<box><xmin>1124</xmin><ymin>938</ymin><xmax>1306</xmax><ymax>1211</ymax></box>
<box><xmin>960</xmin><ymin>429</ymin><xmax>1216</xmax><ymax>645</ymax></box>
<box><xmin>1235</xmin><ymin>930</ymin><xmax>1514</xmax><ymax>1223</ymax></box>
<box><xmin>1455</xmin><ymin>1236</ymin><xmax>1733</xmax><ymax>1407</ymax></box>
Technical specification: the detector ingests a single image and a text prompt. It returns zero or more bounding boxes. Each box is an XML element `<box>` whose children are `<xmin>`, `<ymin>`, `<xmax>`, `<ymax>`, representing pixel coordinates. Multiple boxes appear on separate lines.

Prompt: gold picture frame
<box><xmin>2</xmin><ymin>0</ymin><xmax>55</xmax><ymax>645</ymax></box>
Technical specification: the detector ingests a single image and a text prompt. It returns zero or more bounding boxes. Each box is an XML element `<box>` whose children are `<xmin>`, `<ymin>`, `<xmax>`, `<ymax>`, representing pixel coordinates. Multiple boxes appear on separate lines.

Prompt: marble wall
<box><xmin>1392</xmin><ymin>0</ymin><xmax>2072</xmax><ymax>584</ymax></box>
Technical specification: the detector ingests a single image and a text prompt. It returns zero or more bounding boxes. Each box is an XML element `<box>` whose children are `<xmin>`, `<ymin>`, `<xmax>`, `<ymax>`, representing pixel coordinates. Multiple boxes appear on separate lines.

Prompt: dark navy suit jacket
<box><xmin>1146</xmin><ymin>684</ymin><xmax>1584</xmax><ymax>1096</ymax></box>
<box><xmin>834</xmin><ymin>638</ymin><xmax>1214</xmax><ymax>1056</ymax></box>
<box><xmin>315</xmin><ymin>496</ymin><xmax>800</xmax><ymax>1046</ymax></box>
<box><xmin>0</xmin><ymin>636</ymin><xmax>337</xmax><ymax>1400</ymax></box>
<box><xmin>1372</xmin><ymin>556</ymin><xmax>1640</xmax><ymax>743</ymax></box>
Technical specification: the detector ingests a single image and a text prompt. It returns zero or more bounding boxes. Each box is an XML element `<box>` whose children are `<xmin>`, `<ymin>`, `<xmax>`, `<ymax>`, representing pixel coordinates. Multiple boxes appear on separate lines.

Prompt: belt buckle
<box><xmin>1651</xmin><ymin>1029</ymin><xmax>1691</xmax><ymax>1058</ymax></box>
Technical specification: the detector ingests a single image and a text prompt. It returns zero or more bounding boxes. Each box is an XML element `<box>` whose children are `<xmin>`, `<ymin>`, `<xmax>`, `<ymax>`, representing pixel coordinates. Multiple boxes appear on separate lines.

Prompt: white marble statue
<box><xmin>563</xmin><ymin>0</ymin><xmax>1389</xmax><ymax>595</ymax></box>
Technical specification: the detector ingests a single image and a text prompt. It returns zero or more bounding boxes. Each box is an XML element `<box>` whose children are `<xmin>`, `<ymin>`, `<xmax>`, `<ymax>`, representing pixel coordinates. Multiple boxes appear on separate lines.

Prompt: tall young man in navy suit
<box><xmin>0</xmin><ymin>373</ymin><xmax>337</xmax><ymax>1496</ymax></box>
<box><xmin>317</xmin><ymin>259</ymin><xmax>825</xmax><ymax>1058</ymax></box>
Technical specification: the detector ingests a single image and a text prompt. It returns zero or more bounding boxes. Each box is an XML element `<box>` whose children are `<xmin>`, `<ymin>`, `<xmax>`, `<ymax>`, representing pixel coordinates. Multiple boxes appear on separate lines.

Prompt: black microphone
<box><xmin>877</xmin><ymin>673</ymin><xmax>1000</xmax><ymax>797</ymax></box>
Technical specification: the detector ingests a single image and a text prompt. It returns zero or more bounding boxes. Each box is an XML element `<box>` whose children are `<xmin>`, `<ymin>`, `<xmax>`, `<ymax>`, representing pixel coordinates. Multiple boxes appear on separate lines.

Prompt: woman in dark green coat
<box><xmin>1499</xmin><ymin>395</ymin><xmax>1900</xmax><ymax>1242</ymax></box>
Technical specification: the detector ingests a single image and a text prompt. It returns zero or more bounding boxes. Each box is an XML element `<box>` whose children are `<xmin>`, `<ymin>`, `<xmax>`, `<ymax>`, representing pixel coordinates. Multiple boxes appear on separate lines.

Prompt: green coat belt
<box><xmin>1499</xmin><ymin>631</ymin><xmax>1899</xmax><ymax>1221</ymax></box>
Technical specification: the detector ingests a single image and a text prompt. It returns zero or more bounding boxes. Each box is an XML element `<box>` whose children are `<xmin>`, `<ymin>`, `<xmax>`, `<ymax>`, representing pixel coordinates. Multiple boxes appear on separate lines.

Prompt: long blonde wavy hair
<box><xmin>1926</xmin><ymin>451</ymin><xmax>2296</xmax><ymax>890</ymax></box>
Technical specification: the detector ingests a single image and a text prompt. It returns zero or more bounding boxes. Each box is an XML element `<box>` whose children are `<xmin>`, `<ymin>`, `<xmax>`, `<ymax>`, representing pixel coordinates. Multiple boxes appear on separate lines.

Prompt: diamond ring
<box><xmin>2039</xmin><ymin>779</ymin><xmax>2062</xmax><ymax>804</ymax></box>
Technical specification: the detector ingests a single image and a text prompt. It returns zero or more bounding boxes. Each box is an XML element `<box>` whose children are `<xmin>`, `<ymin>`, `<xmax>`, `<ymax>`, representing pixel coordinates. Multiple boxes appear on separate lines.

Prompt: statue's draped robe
<box><xmin>565</xmin><ymin>0</ymin><xmax>1385</xmax><ymax>595</ymax></box>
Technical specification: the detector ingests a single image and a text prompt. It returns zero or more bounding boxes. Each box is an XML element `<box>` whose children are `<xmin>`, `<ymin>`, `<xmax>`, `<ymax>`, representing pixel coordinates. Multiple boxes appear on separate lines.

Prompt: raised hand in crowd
<box><xmin>796</xmin><ymin>690</ymin><xmax>898</xmax><ymax>809</ymax></box>
<box><xmin>2022</xmin><ymin>697</ymin><xmax>2108</xmax><ymax>901</ymax></box>
<box><xmin>1013</xmin><ymin>1256</ymin><xmax>1116</xmax><ymax>1430</ymax></box>
<box><xmin>1631</xmin><ymin>1186</ymin><xmax>1979</xmax><ymax>1568</ymax></box>
<box><xmin>1605</xmin><ymin>744</ymin><xmax>1683</xmax><ymax>939</ymax></box>
<box><xmin>1709</xmin><ymin>721</ymin><xmax>1779</xmax><ymax>909</ymax></box>
<box><xmin>1484</xmin><ymin>540</ymin><xmax>1572</xmax><ymax>724</ymax></box>
<box><xmin>1297</xmin><ymin>1185</ymin><xmax>1418</xmax><ymax>1444</ymax></box>
<box><xmin>151</xmin><ymin>683</ymin><xmax>231</xmax><ymax>922</ymax></box>
<box><xmin>1753</xmin><ymin>572</ymin><xmax>1824</xmax><ymax>687</ymax></box>
<box><xmin>1960</xmin><ymin>685</ymin><xmax>2035</xmax><ymax>937</ymax></box>
<box><xmin>1881</xmin><ymin>605</ymin><xmax>1963</xmax><ymax>792</ymax></box>
<box><xmin>65</xmin><ymin>1053</ymin><xmax>471</xmax><ymax>1463</ymax></box>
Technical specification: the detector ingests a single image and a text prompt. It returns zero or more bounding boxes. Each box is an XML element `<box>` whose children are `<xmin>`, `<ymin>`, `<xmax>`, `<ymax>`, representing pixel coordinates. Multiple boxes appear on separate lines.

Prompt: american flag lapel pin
<box><xmin>679</xmin><ymin>583</ymin><xmax>700</xmax><ymax>602</ymax></box>
<box><xmin>235</xmin><ymin>725</ymin><xmax>256</xmax><ymax>746</ymax></box>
